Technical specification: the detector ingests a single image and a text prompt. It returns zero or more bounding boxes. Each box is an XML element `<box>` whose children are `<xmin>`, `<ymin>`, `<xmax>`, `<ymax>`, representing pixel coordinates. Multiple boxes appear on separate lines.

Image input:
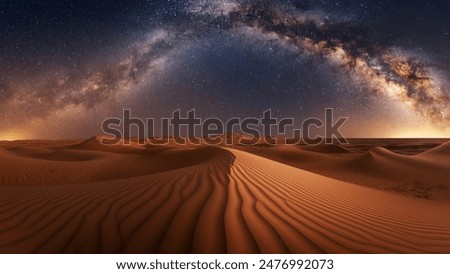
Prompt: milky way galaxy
<box><xmin>1</xmin><ymin>0</ymin><xmax>450</xmax><ymax>139</ymax></box>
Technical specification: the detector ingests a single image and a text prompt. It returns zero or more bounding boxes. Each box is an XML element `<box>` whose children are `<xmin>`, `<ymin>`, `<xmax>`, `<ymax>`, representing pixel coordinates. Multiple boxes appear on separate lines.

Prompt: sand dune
<box><xmin>0</xmin><ymin>139</ymin><xmax>449</xmax><ymax>254</ymax></box>
<box><xmin>300</xmin><ymin>144</ymin><xmax>354</xmax><ymax>154</ymax></box>
<box><xmin>241</xmin><ymin>144</ymin><xmax>450</xmax><ymax>201</ymax></box>
<box><xmin>417</xmin><ymin>141</ymin><xmax>450</xmax><ymax>160</ymax></box>
<box><xmin>226</xmin><ymin>149</ymin><xmax>450</xmax><ymax>253</ymax></box>
<box><xmin>0</xmin><ymin>141</ymin><xmax>226</xmax><ymax>186</ymax></box>
<box><xmin>0</xmin><ymin>145</ymin><xmax>235</xmax><ymax>253</ymax></box>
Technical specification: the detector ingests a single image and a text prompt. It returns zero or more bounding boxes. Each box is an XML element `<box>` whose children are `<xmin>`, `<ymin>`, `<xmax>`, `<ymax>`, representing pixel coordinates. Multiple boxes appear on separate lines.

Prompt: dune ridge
<box><xmin>0</xmin><ymin>140</ymin><xmax>449</xmax><ymax>254</ymax></box>
<box><xmin>224</xmin><ymin>149</ymin><xmax>450</xmax><ymax>253</ymax></box>
<box><xmin>242</xmin><ymin>144</ymin><xmax>450</xmax><ymax>201</ymax></box>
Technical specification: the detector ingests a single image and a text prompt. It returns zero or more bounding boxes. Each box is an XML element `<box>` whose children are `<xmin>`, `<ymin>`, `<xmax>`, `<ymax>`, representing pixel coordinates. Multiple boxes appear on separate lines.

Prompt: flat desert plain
<box><xmin>0</xmin><ymin>137</ymin><xmax>449</xmax><ymax>253</ymax></box>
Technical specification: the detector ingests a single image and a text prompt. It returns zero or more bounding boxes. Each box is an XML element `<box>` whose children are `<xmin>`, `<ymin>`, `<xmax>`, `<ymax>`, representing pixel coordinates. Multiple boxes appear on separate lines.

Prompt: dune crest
<box><xmin>241</xmin><ymin>143</ymin><xmax>450</xmax><ymax>201</ymax></box>
<box><xmin>223</xmin><ymin>149</ymin><xmax>450</xmax><ymax>253</ymax></box>
<box><xmin>0</xmin><ymin>141</ymin><xmax>449</xmax><ymax>254</ymax></box>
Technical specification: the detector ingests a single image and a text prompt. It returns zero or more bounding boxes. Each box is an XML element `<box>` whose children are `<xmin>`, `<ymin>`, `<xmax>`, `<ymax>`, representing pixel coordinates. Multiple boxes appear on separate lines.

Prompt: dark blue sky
<box><xmin>1</xmin><ymin>0</ymin><xmax>449</xmax><ymax>139</ymax></box>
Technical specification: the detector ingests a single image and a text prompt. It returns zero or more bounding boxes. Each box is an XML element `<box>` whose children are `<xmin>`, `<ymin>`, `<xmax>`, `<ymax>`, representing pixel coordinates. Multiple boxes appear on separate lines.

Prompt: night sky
<box><xmin>1</xmin><ymin>0</ymin><xmax>450</xmax><ymax>140</ymax></box>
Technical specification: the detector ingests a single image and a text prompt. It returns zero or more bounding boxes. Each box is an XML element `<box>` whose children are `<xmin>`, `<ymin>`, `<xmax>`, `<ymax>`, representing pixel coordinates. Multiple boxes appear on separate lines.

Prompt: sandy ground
<box><xmin>0</xmin><ymin>137</ymin><xmax>449</xmax><ymax>253</ymax></box>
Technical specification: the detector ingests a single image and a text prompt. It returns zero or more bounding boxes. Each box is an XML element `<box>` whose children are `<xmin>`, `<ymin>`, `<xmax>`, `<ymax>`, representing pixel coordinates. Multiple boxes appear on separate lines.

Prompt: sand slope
<box><xmin>0</xmin><ymin>141</ymin><xmax>449</xmax><ymax>254</ymax></box>
<box><xmin>242</xmin><ymin>144</ymin><xmax>450</xmax><ymax>201</ymax></box>
<box><xmin>224</xmin><ymin>149</ymin><xmax>450</xmax><ymax>253</ymax></box>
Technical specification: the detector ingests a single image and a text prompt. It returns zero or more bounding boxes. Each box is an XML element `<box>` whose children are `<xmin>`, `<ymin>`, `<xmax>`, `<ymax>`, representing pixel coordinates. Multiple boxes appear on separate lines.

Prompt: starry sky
<box><xmin>1</xmin><ymin>0</ymin><xmax>450</xmax><ymax>140</ymax></box>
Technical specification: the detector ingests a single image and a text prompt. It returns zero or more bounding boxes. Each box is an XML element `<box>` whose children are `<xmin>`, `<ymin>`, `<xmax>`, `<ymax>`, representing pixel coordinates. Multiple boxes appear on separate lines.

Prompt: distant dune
<box><xmin>240</xmin><ymin>142</ymin><xmax>450</xmax><ymax>201</ymax></box>
<box><xmin>0</xmin><ymin>138</ymin><xmax>449</xmax><ymax>253</ymax></box>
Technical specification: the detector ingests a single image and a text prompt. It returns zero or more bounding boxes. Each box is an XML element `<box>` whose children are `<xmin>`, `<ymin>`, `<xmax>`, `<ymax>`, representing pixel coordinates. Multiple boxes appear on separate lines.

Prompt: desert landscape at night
<box><xmin>1</xmin><ymin>0</ymin><xmax>450</xmax><ymax>255</ymax></box>
<box><xmin>0</xmin><ymin>137</ymin><xmax>449</xmax><ymax>254</ymax></box>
